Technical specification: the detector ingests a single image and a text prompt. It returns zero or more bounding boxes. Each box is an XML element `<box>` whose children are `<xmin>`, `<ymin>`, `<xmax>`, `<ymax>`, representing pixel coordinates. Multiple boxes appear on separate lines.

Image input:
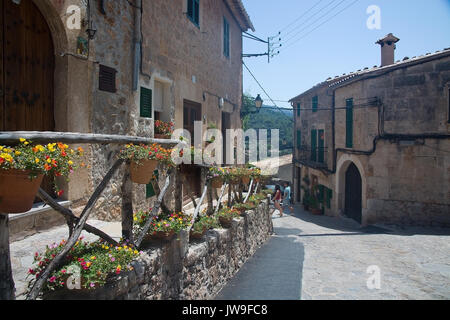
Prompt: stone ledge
<box><xmin>9</xmin><ymin>201</ymin><xmax>71</xmax><ymax>242</ymax></box>
<box><xmin>43</xmin><ymin>200</ymin><xmax>273</xmax><ymax>300</ymax></box>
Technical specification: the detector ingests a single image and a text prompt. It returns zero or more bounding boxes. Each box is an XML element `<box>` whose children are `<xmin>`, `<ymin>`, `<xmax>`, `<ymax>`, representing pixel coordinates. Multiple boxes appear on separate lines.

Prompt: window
<box><xmin>310</xmin><ymin>129</ymin><xmax>325</xmax><ymax>163</ymax></box>
<box><xmin>310</xmin><ymin>129</ymin><xmax>317</xmax><ymax>162</ymax></box>
<box><xmin>99</xmin><ymin>65</ymin><xmax>117</xmax><ymax>93</ymax></box>
<box><xmin>296</xmin><ymin>130</ymin><xmax>302</xmax><ymax>149</ymax></box>
<box><xmin>312</xmin><ymin>96</ymin><xmax>318</xmax><ymax>113</ymax></box>
<box><xmin>187</xmin><ymin>0</ymin><xmax>200</xmax><ymax>27</ymax></box>
<box><xmin>140</xmin><ymin>87</ymin><xmax>152</xmax><ymax>118</ymax></box>
<box><xmin>223</xmin><ymin>17</ymin><xmax>230</xmax><ymax>58</ymax></box>
<box><xmin>296</xmin><ymin>103</ymin><xmax>301</xmax><ymax>117</ymax></box>
<box><xmin>346</xmin><ymin>98</ymin><xmax>354</xmax><ymax>148</ymax></box>
<box><xmin>146</xmin><ymin>170</ymin><xmax>159</xmax><ymax>198</ymax></box>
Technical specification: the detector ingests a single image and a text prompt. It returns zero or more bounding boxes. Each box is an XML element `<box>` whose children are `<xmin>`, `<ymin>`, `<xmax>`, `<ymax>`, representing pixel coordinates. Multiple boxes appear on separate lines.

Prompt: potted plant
<box><xmin>154</xmin><ymin>120</ymin><xmax>174</xmax><ymax>139</ymax></box>
<box><xmin>217</xmin><ymin>207</ymin><xmax>240</xmax><ymax>228</ymax></box>
<box><xmin>0</xmin><ymin>139</ymin><xmax>84</xmax><ymax>214</ymax></box>
<box><xmin>27</xmin><ymin>238</ymin><xmax>141</xmax><ymax>297</ymax></box>
<box><xmin>189</xmin><ymin>215</ymin><xmax>219</xmax><ymax>240</ymax></box>
<box><xmin>134</xmin><ymin>211</ymin><xmax>191</xmax><ymax>241</ymax></box>
<box><xmin>208</xmin><ymin>166</ymin><xmax>227</xmax><ymax>188</ymax></box>
<box><xmin>119</xmin><ymin>143</ymin><xmax>174</xmax><ymax>184</ymax></box>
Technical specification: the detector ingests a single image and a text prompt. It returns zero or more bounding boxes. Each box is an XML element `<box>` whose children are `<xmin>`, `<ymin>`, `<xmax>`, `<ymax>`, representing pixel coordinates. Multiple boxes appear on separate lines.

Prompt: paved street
<box><xmin>217</xmin><ymin>205</ymin><xmax>450</xmax><ymax>300</ymax></box>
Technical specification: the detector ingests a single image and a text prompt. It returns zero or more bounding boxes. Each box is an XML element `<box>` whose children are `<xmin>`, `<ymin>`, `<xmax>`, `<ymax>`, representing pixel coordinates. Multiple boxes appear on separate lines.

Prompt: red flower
<box><xmin>57</xmin><ymin>190</ymin><xmax>64</xmax><ymax>197</ymax></box>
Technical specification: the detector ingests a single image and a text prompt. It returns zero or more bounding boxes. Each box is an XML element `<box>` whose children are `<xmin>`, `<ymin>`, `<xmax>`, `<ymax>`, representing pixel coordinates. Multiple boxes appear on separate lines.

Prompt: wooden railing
<box><xmin>0</xmin><ymin>131</ymin><xmax>261</xmax><ymax>300</ymax></box>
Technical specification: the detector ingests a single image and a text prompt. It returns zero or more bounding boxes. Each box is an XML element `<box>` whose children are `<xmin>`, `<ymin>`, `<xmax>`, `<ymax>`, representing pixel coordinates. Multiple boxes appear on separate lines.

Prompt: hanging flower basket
<box><xmin>148</xmin><ymin>230</ymin><xmax>176</xmax><ymax>241</ymax></box>
<box><xmin>0</xmin><ymin>169</ymin><xmax>44</xmax><ymax>214</ymax></box>
<box><xmin>219</xmin><ymin>216</ymin><xmax>233</xmax><ymax>228</ymax></box>
<box><xmin>130</xmin><ymin>159</ymin><xmax>158</xmax><ymax>185</ymax></box>
<box><xmin>154</xmin><ymin>133</ymin><xmax>171</xmax><ymax>140</ymax></box>
<box><xmin>241</xmin><ymin>176</ymin><xmax>250</xmax><ymax>185</ymax></box>
<box><xmin>211</xmin><ymin>177</ymin><xmax>223</xmax><ymax>188</ymax></box>
<box><xmin>190</xmin><ymin>227</ymin><xmax>207</xmax><ymax>240</ymax></box>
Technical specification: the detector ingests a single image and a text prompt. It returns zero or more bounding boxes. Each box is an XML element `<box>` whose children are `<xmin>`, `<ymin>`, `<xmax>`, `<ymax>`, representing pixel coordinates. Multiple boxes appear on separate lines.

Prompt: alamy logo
<box><xmin>66</xmin><ymin>5</ymin><xmax>82</xmax><ymax>30</ymax></box>
<box><xmin>366</xmin><ymin>265</ymin><xmax>381</xmax><ymax>290</ymax></box>
<box><xmin>66</xmin><ymin>265</ymin><xmax>81</xmax><ymax>290</ymax></box>
<box><xmin>366</xmin><ymin>5</ymin><xmax>381</xmax><ymax>30</ymax></box>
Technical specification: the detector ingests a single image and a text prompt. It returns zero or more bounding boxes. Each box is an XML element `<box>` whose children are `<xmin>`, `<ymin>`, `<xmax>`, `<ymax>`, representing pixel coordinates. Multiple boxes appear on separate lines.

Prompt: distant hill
<box><xmin>243</xmin><ymin>105</ymin><xmax>293</xmax><ymax>156</ymax></box>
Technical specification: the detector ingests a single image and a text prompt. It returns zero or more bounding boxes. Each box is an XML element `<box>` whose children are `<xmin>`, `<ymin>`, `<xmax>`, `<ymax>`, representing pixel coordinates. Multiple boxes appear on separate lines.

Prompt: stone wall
<box><xmin>43</xmin><ymin>200</ymin><xmax>273</xmax><ymax>300</ymax></box>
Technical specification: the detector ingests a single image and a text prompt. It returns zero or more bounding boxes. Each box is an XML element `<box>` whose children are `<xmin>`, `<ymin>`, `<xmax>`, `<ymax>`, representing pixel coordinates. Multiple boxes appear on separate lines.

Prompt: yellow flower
<box><xmin>68</xmin><ymin>160</ymin><xmax>73</xmax><ymax>165</ymax></box>
<box><xmin>20</xmin><ymin>138</ymin><xmax>26</xmax><ymax>143</ymax></box>
<box><xmin>35</xmin><ymin>158</ymin><xmax>40</xmax><ymax>164</ymax></box>
<box><xmin>0</xmin><ymin>146</ymin><xmax>3</xmax><ymax>151</ymax></box>
<box><xmin>134</xmin><ymin>250</ymin><xmax>139</xmax><ymax>255</ymax></box>
<box><xmin>47</xmin><ymin>158</ymin><xmax>52</xmax><ymax>163</ymax></box>
<box><xmin>15</xmin><ymin>151</ymin><xmax>21</xmax><ymax>156</ymax></box>
<box><xmin>24</xmin><ymin>142</ymin><xmax>29</xmax><ymax>146</ymax></box>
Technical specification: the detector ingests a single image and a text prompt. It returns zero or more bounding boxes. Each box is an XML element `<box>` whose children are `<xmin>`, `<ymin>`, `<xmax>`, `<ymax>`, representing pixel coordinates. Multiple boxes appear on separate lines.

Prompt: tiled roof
<box><xmin>226</xmin><ymin>0</ymin><xmax>255</xmax><ymax>32</ymax></box>
<box><xmin>289</xmin><ymin>47</ymin><xmax>450</xmax><ymax>102</ymax></box>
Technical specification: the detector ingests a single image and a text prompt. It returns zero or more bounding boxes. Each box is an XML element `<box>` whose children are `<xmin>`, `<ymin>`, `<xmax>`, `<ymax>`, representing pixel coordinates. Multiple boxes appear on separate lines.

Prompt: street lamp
<box><xmin>241</xmin><ymin>94</ymin><xmax>264</xmax><ymax>118</ymax></box>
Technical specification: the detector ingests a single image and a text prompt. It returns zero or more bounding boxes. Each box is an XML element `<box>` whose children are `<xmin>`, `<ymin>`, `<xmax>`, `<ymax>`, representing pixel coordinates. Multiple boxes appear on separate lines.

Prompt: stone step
<box><xmin>8</xmin><ymin>201</ymin><xmax>71</xmax><ymax>242</ymax></box>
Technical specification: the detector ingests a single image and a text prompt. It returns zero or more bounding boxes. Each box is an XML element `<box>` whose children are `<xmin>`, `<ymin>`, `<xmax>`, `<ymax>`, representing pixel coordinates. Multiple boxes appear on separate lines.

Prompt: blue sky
<box><xmin>242</xmin><ymin>0</ymin><xmax>450</xmax><ymax>109</ymax></box>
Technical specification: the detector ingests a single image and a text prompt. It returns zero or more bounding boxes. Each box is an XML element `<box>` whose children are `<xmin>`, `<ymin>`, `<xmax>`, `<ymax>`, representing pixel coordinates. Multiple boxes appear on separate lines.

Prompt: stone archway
<box><xmin>335</xmin><ymin>154</ymin><xmax>367</xmax><ymax>225</ymax></box>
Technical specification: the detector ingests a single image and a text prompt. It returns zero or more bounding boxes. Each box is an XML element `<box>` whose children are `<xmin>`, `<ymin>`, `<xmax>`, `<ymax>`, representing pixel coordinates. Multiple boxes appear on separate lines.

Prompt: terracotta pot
<box><xmin>242</xmin><ymin>176</ymin><xmax>250</xmax><ymax>185</ymax></box>
<box><xmin>219</xmin><ymin>216</ymin><xmax>233</xmax><ymax>228</ymax></box>
<box><xmin>190</xmin><ymin>227</ymin><xmax>207</xmax><ymax>240</ymax></box>
<box><xmin>130</xmin><ymin>159</ymin><xmax>158</xmax><ymax>184</ymax></box>
<box><xmin>154</xmin><ymin>133</ymin><xmax>171</xmax><ymax>139</ymax></box>
<box><xmin>211</xmin><ymin>177</ymin><xmax>223</xmax><ymax>188</ymax></box>
<box><xmin>0</xmin><ymin>169</ymin><xmax>44</xmax><ymax>214</ymax></box>
<box><xmin>229</xmin><ymin>178</ymin><xmax>240</xmax><ymax>185</ymax></box>
<box><xmin>148</xmin><ymin>230</ymin><xmax>176</xmax><ymax>241</ymax></box>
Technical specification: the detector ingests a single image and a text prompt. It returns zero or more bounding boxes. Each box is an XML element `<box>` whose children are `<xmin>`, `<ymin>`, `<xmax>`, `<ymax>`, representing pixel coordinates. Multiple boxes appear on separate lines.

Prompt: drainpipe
<box><xmin>132</xmin><ymin>0</ymin><xmax>142</xmax><ymax>91</ymax></box>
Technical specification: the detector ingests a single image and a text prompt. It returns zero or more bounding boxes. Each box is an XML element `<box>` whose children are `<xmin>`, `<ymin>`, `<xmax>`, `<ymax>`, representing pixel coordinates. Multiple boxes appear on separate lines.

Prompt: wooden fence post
<box><xmin>0</xmin><ymin>215</ymin><xmax>15</xmax><ymax>300</ymax></box>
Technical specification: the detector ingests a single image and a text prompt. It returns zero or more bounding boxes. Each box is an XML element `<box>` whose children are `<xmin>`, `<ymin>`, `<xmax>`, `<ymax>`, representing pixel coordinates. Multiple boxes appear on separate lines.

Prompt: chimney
<box><xmin>376</xmin><ymin>33</ymin><xmax>400</xmax><ymax>67</ymax></box>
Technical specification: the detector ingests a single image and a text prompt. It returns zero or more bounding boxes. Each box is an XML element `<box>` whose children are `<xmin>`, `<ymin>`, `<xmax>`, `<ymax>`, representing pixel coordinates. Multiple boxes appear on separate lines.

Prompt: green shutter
<box><xmin>223</xmin><ymin>18</ymin><xmax>230</xmax><ymax>57</ymax></box>
<box><xmin>318</xmin><ymin>185</ymin><xmax>324</xmax><ymax>204</ymax></box>
<box><xmin>346</xmin><ymin>98</ymin><xmax>353</xmax><ymax>148</ymax></box>
<box><xmin>312</xmin><ymin>96</ymin><xmax>318</xmax><ymax>113</ymax></box>
<box><xmin>140</xmin><ymin>87</ymin><xmax>152</xmax><ymax>118</ymax></box>
<box><xmin>146</xmin><ymin>170</ymin><xmax>159</xmax><ymax>198</ymax></box>
<box><xmin>310</xmin><ymin>129</ymin><xmax>317</xmax><ymax>162</ymax></box>
<box><xmin>297</xmin><ymin>103</ymin><xmax>301</xmax><ymax>117</ymax></box>
<box><xmin>326</xmin><ymin>188</ymin><xmax>332</xmax><ymax>209</ymax></box>
<box><xmin>296</xmin><ymin>130</ymin><xmax>302</xmax><ymax>149</ymax></box>
<box><xmin>318</xmin><ymin>129</ymin><xmax>324</xmax><ymax>163</ymax></box>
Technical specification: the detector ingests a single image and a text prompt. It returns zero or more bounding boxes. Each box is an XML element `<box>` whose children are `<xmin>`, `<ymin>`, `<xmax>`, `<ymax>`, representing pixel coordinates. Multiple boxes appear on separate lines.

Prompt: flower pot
<box><xmin>190</xmin><ymin>228</ymin><xmax>207</xmax><ymax>240</ymax></box>
<box><xmin>229</xmin><ymin>178</ymin><xmax>240</xmax><ymax>185</ymax></box>
<box><xmin>148</xmin><ymin>230</ymin><xmax>176</xmax><ymax>241</ymax></box>
<box><xmin>241</xmin><ymin>176</ymin><xmax>250</xmax><ymax>185</ymax></box>
<box><xmin>219</xmin><ymin>216</ymin><xmax>233</xmax><ymax>228</ymax></box>
<box><xmin>310</xmin><ymin>208</ymin><xmax>322</xmax><ymax>215</ymax></box>
<box><xmin>0</xmin><ymin>169</ymin><xmax>44</xmax><ymax>214</ymax></box>
<box><xmin>211</xmin><ymin>177</ymin><xmax>223</xmax><ymax>188</ymax></box>
<box><xmin>154</xmin><ymin>133</ymin><xmax>171</xmax><ymax>139</ymax></box>
<box><xmin>130</xmin><ymin>159</ymin><xmax>158</xmax><ymax>184</ymax></box>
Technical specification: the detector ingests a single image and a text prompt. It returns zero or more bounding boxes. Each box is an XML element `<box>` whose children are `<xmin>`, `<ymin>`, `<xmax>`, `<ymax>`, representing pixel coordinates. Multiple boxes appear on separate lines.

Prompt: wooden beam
<box><xmin>37</xmin><ymin>189</ymin><xmax>118</xmax><ymax>246</ymax></box>
<box><xmin>27</xmin><ymin>159</ymin><xmax>124</xmax><ymax>300</ymax></box>
<box><xmin>214</xmin><ymin>183</ymin><xmax>228</xmax><ymax>215</ymax></box>
<box><xmin>121</xmin><ymin>166</ymin><xmax>134</xmax><ymax>243</ymax></box>
<box><xmin>243</xmin><ymin>179</ymin><xmax>254</xmax><ymax>204</ymax></box>
<box><xmin>134</xmin><ymin>175</ymin><xmax>171</xmax><ymax>248</ymax></box>
<box><xmin>187</xmin><ymin>183</ymin><xmax>209</xmax><ymax>232</ymax></box>
<box><xmin>0</xmin><ymin>215</ymin><xmax>15</xmax><ymax>300</ymax></box>
<box><xmin>0</xmin><ymin>131</ymin><xmax>184</xmax><ymax>146</ymax></box>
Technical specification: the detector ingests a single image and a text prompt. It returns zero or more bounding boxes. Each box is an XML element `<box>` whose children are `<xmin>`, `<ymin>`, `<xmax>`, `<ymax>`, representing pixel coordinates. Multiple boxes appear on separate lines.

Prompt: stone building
<box><xmin>1</xmin><ymin>0</ymin><xmax>253</xmax><ymax>235</ymax></box>
<box><xmin>290</xmin><ymin>33</ymin><xmax>450</xmax><ymax>227</ymax></box>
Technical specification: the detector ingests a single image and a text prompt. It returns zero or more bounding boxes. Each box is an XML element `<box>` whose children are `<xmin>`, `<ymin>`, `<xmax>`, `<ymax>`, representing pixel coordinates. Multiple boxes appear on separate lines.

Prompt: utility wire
<box><xmin>243</xmin><ymin>61</ymin><xmax>294</xmax><ymax>123</ymax></box>
<box><xmin>281</xmin><ymin>0</ymin><xmax>347</xmax><ymax>46</ymax></box>
<box><xmin>281</xmin><ymin>0</ymin><xmax>360</xmax><ymax>52</ymax></box>
<box><xmin>278</xmin><ymin>0</ymin><xmax>326</xmax><ymax>34</ymax></box>
<box><xmin>281</xmin><ymin>0</ymin><xmax>340</xmax><ymax>39</ymax></box>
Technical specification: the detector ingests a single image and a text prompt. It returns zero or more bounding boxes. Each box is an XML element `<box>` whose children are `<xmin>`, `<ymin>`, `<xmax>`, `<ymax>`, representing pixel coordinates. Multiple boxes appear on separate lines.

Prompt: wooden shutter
<box><xmin>312</xmin><ymin>96</ymin><xmax>318</xmax><ymax>113</ymax></box>
<box><xmin>140</xmin><ymin>87</ymin><xmax>152</xmax><ymax>118</ymax></box>
<box><xmin>318</xmin><ymin>129</ymin><xmax>325</xmax><ymax>163</ymax></box>
<box><xmin>296</xmin><ymin>130</ymin><xmax>302</xmax><ymax>149</ymax></box>
<box><xmin>146</xmin><ymin>170</ymin><xmax>159</xmax><ymax>198</ymax></box>
<box><xmin>223</xmin><ymin>18</ymin><xmax>230</xmax><ymax>57</ymax></box>
<box><xmin>346</xmin><ymin>98</ymin><xmax>353</xmax><ymax>148</ymax></box>
<box><xmin>310</xmin><ymin>129</ymin><xmax>317</xmax><ymax>162</ymax></box>
<box><xmin>99</xmin><ymin>65</ymin><xmax>117</xmax><ymax>93</ymax></box>
<box><xmin>297</xmin><ymin>103</ymin><xmax>301</xmax><ymax>117</ymax></box>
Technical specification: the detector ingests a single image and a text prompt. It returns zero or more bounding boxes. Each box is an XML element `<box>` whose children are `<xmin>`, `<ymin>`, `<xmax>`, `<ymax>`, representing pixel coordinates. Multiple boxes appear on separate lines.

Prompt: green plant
<box><xmin>218</xmin><ymin>207</ymin><xmax>240</xmax><ymax>220</ymax></box>
<box><xmin>133</xmin><ymin>211</ymin><xmax>191</xmax><ymax>236</ymax></box>
<box><xmin>27</xmin><ymin>238</ymin><xmax>141</xmax><ymax>293</ymax></box>
<box><xmin>191</xmin><ymin>215</ymin><xmax>219</xmax><ymax>235</ymax></box>
<box><xmin>119</xmin><ymin>143</ymin><xmax>174</xmax><ymax>167</ymax></box>
<box><xmin>154</xmin><ymin>120</ymin><xmax>174</xmax><ymax>136</ymax></box>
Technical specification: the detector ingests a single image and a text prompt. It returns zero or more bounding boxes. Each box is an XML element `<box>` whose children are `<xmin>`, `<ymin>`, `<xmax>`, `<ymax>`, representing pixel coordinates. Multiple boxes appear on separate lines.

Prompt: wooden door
<box><xmin>182</xmin><ymin>100</ymin><xmax>202</xmax><ymax>201</ymax></box>
<box><xmin>1</xmin><ymin>0</ymin><xmax>55</xmax><ymax>131</ymax></box>
<box><xmin>1</xmin><ymin>0</ymin><xmax>56</xmax><ymax>198</ymax></box>
<box><xmin>344</xmin><ymin>163</ymin><xmax>362</xmax><ymax>224</ymax></box>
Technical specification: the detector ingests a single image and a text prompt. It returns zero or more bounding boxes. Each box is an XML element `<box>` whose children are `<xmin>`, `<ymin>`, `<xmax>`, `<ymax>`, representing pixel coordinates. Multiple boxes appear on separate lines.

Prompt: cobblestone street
<box><xmin>218</xmin><ymin>205</ymin><xmax>450</xmax><ymax>300</ymax></box>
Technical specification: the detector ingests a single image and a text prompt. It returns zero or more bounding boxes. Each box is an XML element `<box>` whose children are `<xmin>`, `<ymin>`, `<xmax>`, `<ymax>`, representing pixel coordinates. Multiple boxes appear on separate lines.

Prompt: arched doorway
<box><xmin>344</xmin><ymin>163</ymin><xmax>362</xmax><ymax>223</ymax></box>
<box><xmin>1</xmin><ymin>0</ymin><xmax>56</xmax><ymax>197</ymax></box>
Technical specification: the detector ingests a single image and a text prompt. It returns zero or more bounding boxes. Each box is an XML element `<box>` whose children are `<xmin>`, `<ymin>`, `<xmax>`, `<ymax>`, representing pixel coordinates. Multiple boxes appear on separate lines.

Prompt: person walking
<box><xmin>282</xmin><ymin>182</ymin><xmax>294</xmax><ymax>214</ymax></box>
<box><xmin>272</xmin><ymin>185</ymin><xmax>284</xmax><ymax>217</ymax></box>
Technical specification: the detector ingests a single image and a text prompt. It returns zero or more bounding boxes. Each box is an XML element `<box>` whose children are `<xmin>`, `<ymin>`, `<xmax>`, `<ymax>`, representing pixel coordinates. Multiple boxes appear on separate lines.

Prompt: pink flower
<box><xmin>49</xmin><ymin>276</ymin><xmax>56</xmax><ymax>283</ymax></box>
<box><xmin>90</xmin><ymin>283</ymin><xmax>95</xmax><ymax>288</ymax></box>
<box><xmin>111</xmin><ymin>257</ymin><xmax>116</xmax><ymax>262</ymax></box>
